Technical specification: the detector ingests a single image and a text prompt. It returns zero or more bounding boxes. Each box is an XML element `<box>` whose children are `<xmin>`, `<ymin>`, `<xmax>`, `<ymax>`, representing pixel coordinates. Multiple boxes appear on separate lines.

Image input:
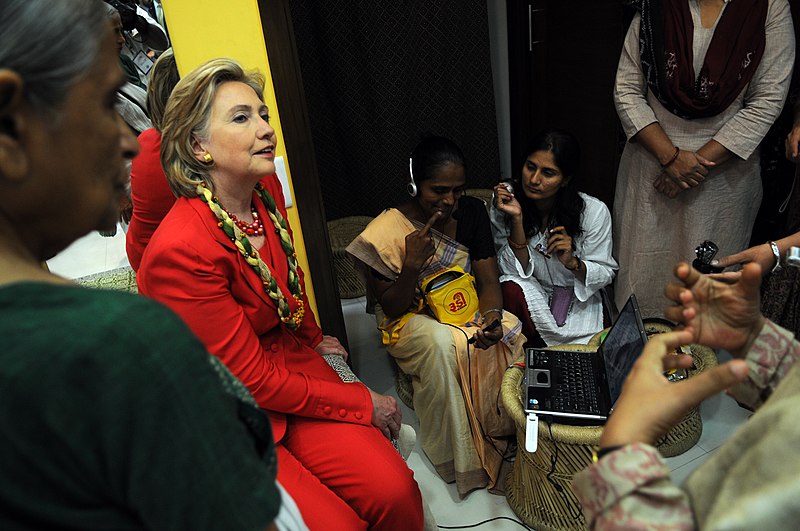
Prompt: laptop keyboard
<box><xmin>534</xmin><ymin>350</ymin><xmax>600</xmax><ymax>414</ymax></box>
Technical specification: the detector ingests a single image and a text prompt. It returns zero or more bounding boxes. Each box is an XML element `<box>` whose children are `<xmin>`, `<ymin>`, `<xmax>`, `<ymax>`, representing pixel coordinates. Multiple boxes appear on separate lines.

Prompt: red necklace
<box><xmin>224</xmin><ymin>206</ymin><xmax>264</xmax><ymax>236</ymax></box>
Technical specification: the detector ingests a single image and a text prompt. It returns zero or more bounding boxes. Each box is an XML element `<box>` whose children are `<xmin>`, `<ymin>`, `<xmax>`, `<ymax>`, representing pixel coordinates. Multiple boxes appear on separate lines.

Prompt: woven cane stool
<box><xmin>502</xmin><ymin>339</ymin><xmax>717</xmax><ymax>530</ymax></box>
<box><xmin>327</xmin><ymin>216</ymin><xmax>374</xmax><ymax>299</ymax></box>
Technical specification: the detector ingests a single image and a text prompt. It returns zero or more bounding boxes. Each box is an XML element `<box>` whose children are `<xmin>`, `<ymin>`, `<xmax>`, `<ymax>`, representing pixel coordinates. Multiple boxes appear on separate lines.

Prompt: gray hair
<box><xmin>0</xmin><ymin>0</ymin><xmax>109</xmax><ymax>117</ymax></box>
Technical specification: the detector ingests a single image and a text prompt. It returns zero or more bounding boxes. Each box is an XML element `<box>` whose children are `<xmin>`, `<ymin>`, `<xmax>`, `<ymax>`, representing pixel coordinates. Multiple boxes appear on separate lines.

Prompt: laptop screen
<box><xmin>600</xmin><ymin>296</ymin><xmax>648</xmax><ymax>405</ymax></box>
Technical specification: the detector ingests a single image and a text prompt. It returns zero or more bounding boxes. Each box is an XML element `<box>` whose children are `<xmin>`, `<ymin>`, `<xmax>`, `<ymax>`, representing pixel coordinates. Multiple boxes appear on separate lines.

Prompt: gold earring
<box><xmin>203</xmin><ymin>152</ymin><xmax>213</xmax><ymax>164</ymax></box>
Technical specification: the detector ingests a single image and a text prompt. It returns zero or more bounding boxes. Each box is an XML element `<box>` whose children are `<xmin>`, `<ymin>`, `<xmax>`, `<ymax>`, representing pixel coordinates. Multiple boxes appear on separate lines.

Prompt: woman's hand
<box><xmin>785</xmin><ymin>124</ymin><xmax>800</xmax><ymax>162</ymax></box>
<box><xmin>663</xmin><ymin>262</ymin><xmax>765</xmax><ymax>358</ymax></box>
<box><xmin>493</xmin><ymin>183</ymin><xmax>521</xmax><ymax>219</ymax></box>
<box><xmin>599</xmin><ymin>330</ymin><xmax>749</xmax><ymax>448</ymax></box>
<box><xmin>314</xmin><ymin>335</ymin><xmax>349</xmax><ymax>361</ymax></box>
<box><xmin>402</xmin><ymin>211</ymin><xmax>441</xmax><ymax>272</ymax></box>
<box><xmin>470</xmin><ymin>319</ymin><xmax>503</xmax><ymax>350</ymax></box>
<box><xmin>653</xmin><ymin>172</ymin><xmax>684</xmax><ymax>198</ymax></box>
<box><xmin>662</xmin><ymin>149</ymin><xmax>715</xmax><ymax>190</ymax></box>
<box><xmin>368</xmin><ymin>389</ymin><xmax>402</xmax><ymax>440</ymax></box>
<box><xmin>708</xmin><ymin>243</ymin><xmax>775</xmax><ymax>283</ymax></box>
<box><xmin>546</xmin><ymin>226</ymin><xmax>576</xmax><ymax>268</ymax></box>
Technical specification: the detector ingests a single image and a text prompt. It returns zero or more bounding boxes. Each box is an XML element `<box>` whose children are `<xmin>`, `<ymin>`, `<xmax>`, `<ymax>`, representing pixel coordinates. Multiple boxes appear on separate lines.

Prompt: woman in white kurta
<box><xmin>490</xmin><ymin>129</ymin><xmax>617</xmax><ymax>346</ymax></box>
<box><xmin>613</xmin><ymin>0</ymin><xmax>794</xmax><ymax>317</ymax></box>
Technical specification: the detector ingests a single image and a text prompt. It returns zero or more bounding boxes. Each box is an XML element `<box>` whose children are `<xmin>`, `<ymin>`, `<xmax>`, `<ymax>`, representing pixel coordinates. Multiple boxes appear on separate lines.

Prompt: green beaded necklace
<box><xmin>197</xmin><ymin>182</ymin><xmax>305</xmax><ymax>329</ymax></box>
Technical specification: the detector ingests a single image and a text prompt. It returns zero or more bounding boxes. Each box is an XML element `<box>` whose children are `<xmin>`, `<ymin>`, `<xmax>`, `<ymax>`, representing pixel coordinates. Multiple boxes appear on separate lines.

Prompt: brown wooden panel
<box><xmin>508</xmin><ymin>0</ymin><xmax>628</xmax><ymax>208</ymax></box>
<box><xmin>257</xmin><ymin>0</ymin><xmax>351</xmax><ymax>355</ymax></box>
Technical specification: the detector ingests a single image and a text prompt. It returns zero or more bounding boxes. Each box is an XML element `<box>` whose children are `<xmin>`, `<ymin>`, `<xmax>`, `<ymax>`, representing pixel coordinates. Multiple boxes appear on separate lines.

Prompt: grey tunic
<box><xmin>613</xmin><ymin>0</ymin><xmax>795</xmax><ymax>317</ymax></box>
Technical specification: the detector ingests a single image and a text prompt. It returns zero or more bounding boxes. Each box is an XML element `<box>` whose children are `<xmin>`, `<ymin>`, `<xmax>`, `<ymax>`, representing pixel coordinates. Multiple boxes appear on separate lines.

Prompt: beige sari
<box><xmin>347</xmin><ymin>208</ymin><xmax>525</xmax><ymax>497</ymax></box>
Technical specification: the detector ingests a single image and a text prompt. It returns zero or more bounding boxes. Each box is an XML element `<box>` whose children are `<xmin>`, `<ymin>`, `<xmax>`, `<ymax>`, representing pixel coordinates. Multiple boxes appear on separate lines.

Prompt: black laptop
<box><xmin>523</xmin><ymin>295</ymin><xmax>648</xmax><ymax>422</ymax></box>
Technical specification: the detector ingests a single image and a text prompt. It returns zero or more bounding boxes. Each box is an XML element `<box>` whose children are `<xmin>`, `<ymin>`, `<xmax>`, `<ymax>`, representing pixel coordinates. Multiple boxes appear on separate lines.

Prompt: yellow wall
<box><xmin>161</xmin><ymin>0</ymin><xmax>319</xmax><ymax>317</ymax></box>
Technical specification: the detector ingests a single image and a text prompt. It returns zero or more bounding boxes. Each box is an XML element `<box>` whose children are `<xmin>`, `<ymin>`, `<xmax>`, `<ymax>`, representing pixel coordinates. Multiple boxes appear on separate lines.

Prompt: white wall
<box><xmin>486</xmin><ymin>0</ymin><xmax>512</xmax><ymax>182</ymax></box>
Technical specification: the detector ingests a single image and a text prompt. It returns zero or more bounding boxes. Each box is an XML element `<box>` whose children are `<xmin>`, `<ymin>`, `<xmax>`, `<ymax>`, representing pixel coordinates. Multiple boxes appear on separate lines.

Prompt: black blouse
<box><xmin>454</xmin><ymin>195</ymin><xmax>496</xmax><ymax>262</ymax></box>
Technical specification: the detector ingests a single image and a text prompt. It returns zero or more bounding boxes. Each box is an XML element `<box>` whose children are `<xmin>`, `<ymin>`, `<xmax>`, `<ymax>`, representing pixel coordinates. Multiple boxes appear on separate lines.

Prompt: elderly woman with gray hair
<box><xmin>136</xmin><ymin>58</ymin><xmax>423</xmax><ymax>530</ymax></box>
<box><xmin>0</xmin><ymin>0</ymin><xmax>299</xmax><ymax>529</ymax></box>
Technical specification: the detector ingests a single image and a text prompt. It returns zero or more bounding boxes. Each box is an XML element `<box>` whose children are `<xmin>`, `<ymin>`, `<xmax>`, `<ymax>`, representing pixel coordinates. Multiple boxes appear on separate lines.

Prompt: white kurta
<box><xmin>490</xmin><ymin>193</ymin><xmax>617</xmax><ymax>345</ymax></box>
<box><xmin>613</xmin><ymin>0</ymin><xmax>795</xmax><ymax>318</ymax></box>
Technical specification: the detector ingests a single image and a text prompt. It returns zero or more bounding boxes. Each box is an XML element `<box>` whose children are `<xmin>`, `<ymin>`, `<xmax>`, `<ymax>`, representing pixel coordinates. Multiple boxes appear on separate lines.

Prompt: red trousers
<box><xmin>277</xmin><ymin>416</ymin><xmax>423</xmax><ymax>530</ymax></box>
<box><xmin>501</xmin><ymin>281</ymin><xmax>547</xmax><ymax>348</ymax></box>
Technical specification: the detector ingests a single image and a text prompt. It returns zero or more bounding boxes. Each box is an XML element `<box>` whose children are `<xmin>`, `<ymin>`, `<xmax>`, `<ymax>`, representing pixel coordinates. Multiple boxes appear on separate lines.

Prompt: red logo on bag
<box><xmin>446</xmin><ymin>288</ymin><xmax>471</xmax><ymax>315</ymax></box>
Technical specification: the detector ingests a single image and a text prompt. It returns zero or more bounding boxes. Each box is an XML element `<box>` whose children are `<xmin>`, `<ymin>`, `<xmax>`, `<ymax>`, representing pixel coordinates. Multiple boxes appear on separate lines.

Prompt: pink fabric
<box><xmin>501</xmin><ymin>280</ymin><xmax>545</xmax><ymax>347</ymax></box>
<box><xmin>126</xmin><ymin>128</ymin><xmax>176</xmax><ymax>271</ymax></box>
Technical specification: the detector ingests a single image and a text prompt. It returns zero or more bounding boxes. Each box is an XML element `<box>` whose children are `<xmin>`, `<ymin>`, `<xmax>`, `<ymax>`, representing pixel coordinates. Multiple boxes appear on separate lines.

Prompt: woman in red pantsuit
<box><xmin>137</xmin><ymin>58</ymin><xmax>422</xmax><ymax>530</ymax></box>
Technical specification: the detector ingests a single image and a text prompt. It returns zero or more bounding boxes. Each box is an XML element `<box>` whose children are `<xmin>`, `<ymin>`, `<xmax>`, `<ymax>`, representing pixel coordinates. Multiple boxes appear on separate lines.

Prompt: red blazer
<box><xmin>126</xmin><ymin>128</ymin><xmax>176</xmax><ymax>272</ymax></box>
<box><xmin>137</xmin><ymin>175</ymin><xmax>372</xmax><ymax>441</ymax></box>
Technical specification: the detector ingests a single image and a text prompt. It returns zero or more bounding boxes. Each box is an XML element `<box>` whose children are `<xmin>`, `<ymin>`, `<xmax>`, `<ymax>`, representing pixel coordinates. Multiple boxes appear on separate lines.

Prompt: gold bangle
<box><xmin>508</xmin><ymin>237</ymin><xmax>527</xmax><ymax>250</ymax></box>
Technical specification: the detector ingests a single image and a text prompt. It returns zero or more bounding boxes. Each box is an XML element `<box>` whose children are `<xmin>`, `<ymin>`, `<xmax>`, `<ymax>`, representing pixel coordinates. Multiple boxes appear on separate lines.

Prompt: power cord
<box><xmin>447</xmin><ymin>322</ymin><xmax>516</xmax><ymax>463</ymax></box>
<box><xmin>543</xmin><ymin>418</ymin><xmax>584</xmax><ymax>522</ymax></box>
<box><xmin>438</xmin><ymin>516</ymin><xmax>532</xmax><ymax>529</ymax></box>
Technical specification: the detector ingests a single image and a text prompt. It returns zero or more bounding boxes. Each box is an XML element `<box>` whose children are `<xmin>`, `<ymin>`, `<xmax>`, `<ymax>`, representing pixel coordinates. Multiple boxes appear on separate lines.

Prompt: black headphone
<box><xmin>407</xmin><ymin>157</ymin><xmax>417</xmax><ymax>197</ymax></box>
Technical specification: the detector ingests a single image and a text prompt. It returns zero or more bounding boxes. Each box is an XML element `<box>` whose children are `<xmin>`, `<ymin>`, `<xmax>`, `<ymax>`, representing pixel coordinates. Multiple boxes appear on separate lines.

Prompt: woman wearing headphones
<box><xmin>347</xmin><ymin>135</ymin><xmax>525</xmax><ymax>498</ymax></box>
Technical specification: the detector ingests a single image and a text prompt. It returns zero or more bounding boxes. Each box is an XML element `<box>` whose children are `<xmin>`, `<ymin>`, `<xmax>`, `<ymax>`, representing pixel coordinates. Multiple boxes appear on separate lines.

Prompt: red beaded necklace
<box><xmin>223</xmin><ymin>206</ymin><xmax>264</xmax><ymax>236</ymax></box>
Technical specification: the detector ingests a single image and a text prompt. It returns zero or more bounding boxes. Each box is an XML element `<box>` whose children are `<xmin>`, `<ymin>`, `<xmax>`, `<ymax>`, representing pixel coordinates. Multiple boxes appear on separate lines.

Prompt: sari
<box><xmin>347</xmin><ymin>208</ymin><xmax>525</xmax><ymax>497</ymax></box>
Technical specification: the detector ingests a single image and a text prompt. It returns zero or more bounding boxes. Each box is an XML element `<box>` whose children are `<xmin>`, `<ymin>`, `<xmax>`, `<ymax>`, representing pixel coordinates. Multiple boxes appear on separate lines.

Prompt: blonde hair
<box><xmin>146</xmin><ymin>48</ymin><xmax>179</xmax><ymax>132</ymax></box>
<box><xmin>160</xmin><ymin>58</ymin><xmax>266</xmax><ymax>198</ymax></box>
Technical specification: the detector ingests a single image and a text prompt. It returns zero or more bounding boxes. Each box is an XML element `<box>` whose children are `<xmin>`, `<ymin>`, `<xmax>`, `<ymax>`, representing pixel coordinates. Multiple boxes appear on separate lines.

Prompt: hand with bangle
<box><xmin>655</xmin><ymin>145</ymin><xmax>715</xmax><ymax>198</ymax></box>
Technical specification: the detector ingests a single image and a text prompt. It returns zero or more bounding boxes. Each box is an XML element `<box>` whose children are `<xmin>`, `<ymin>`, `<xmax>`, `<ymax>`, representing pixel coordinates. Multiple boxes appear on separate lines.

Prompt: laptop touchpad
<box><xmin>532</xmin><ymin>368</ymin><xmax>551</xmax><ymax>388</ymax></box>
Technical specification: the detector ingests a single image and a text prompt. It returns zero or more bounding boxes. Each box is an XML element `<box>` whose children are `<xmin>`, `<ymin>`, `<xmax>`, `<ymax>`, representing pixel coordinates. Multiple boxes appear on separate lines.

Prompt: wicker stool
<box><xmin>465</xmin><ymin>188</ymin><xmax>494</xmax><ymax>212</ymax></box>
<box><xmin>502</xmin><ymin>340</ymin><xmax>717</xmax><ymax>530</ymax></box>
<box><xmin>586</xmin><ymin>321</ymin><xmax>718</xmax><ymax>457</ymax></box>
<box><xmin>327</xmin><ymin>216</ymin><xmax>374</xmax><ymax>299</ymax></box>
<box><xmin>394</xmin><ymin>363</ymin><xmax>415</xmax><ymax>410</ymax></box>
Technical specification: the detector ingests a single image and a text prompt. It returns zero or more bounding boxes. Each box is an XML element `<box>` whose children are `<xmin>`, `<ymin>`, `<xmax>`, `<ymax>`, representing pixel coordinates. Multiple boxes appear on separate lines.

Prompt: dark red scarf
<box><xmin>636</xmin><ymin>0</ymin><xmax>768</xmax><ymax>119</ymax></box>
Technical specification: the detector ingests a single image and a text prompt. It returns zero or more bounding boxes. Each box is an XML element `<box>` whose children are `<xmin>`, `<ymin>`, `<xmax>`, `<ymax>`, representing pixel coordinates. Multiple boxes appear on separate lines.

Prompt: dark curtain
<box><xmin>287</xmin><ymin>0</ymin><xmax>500</xmax><ymax>220</ymax></box>
<box><xmin>749</xmin><ymin>0</ymin><xmax>800</xmax><ymax>244</ymax></box>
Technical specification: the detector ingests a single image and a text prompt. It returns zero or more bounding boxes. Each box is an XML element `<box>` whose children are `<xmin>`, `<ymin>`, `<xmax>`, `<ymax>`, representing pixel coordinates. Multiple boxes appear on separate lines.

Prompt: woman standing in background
<box><xmin>612</xmin><ymin>0</ymin><xmax>794</xmax><ymax>317</ymax></box>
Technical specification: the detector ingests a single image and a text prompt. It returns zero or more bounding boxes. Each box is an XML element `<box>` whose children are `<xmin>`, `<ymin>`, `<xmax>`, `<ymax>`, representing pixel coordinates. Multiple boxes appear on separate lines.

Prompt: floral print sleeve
<box><xmin>726</xmin><ymin>319</ymin><xmax>798</xmax><ymax>410</ymax></box>
<box><xmin>573</xmin><ymin>320</ymin><xmax>800</xmax><ymax>530</ymax></box>
<box><xmin>573</xmin><ymin>443</ymin><xmax>694</xmax><ymax>530</ymax></box>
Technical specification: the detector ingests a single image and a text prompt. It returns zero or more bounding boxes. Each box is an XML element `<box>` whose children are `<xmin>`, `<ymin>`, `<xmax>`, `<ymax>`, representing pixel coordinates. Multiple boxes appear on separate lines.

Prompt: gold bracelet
<box><xmin>508</xmin><ymin>237</ymin><xmax>527</xmax><ymax>250</ymax></box>
<box><xmin>566</xmin><ymin>258</ymin><xmax>582</xmax><ymax>271</ymax></box>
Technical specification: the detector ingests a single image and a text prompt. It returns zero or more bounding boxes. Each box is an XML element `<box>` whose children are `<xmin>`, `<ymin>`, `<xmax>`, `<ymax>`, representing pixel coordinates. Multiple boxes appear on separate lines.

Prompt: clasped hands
<box><xmin>654</xmin><ymin>149</ymin><xmax>715</xmax><ymax>199</ymax></box>
<box><xmin>599</xmin><ymin>262</ymin><xmax>764</xmax><ymax>450</ymax></box>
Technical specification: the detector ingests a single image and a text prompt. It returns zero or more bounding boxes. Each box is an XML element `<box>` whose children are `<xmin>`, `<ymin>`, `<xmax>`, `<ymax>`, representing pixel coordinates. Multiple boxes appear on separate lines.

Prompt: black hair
<box><xmin>410</xmin><ymin>135</ymin><xmax>466</xmax><ymax>184</ymax></box>
<box><xmin>515</xmin><ymin>128</ymin><xmax>585</xmax><ymax>240</ymax></box>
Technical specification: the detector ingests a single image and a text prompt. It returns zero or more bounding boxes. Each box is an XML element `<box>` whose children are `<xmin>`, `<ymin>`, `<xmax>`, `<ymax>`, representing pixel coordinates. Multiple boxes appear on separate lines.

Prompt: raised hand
<box><xmin>493</xmin><ymin>183</ymin><xmax>522</xmax><ymax>218</ymax></box>
<box><xmin>403</xmin><ymin>211</ymin><xmax>441</xmax><ymax>272</ymax></box>
<box><xmin>369</xmin><ymin>389</ymin><xmax>402</xmax><ymax>440</ymax></box>
<box><xmin>663</xmin><ymin>262</ymin><xmax>765</xmax><ymax>358</ymax></box>
<box><xmin>546</xmin><ymin>226</ymin><xmax>575</xmax><ymax>268</ymax></box>
<box><xmin>599</xmin><ymin>330</ymin><xmax>749</xmax><ymax>448</ymax></box>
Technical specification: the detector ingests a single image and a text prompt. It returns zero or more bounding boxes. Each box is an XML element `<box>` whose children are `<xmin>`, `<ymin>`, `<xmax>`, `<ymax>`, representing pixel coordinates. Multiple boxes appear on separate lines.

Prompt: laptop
<box><xmin>523</xmin><ymin>295</ymin><xmax>648</xmax><ymax>422</ymax></box>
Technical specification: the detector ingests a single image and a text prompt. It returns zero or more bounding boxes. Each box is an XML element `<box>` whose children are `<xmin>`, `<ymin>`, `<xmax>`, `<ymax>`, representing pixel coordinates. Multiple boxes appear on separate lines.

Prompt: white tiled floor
<box><xmin>49</xmin><ymin>228</ymin><xmax>751</xmax><ymax>530</ymax></box>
